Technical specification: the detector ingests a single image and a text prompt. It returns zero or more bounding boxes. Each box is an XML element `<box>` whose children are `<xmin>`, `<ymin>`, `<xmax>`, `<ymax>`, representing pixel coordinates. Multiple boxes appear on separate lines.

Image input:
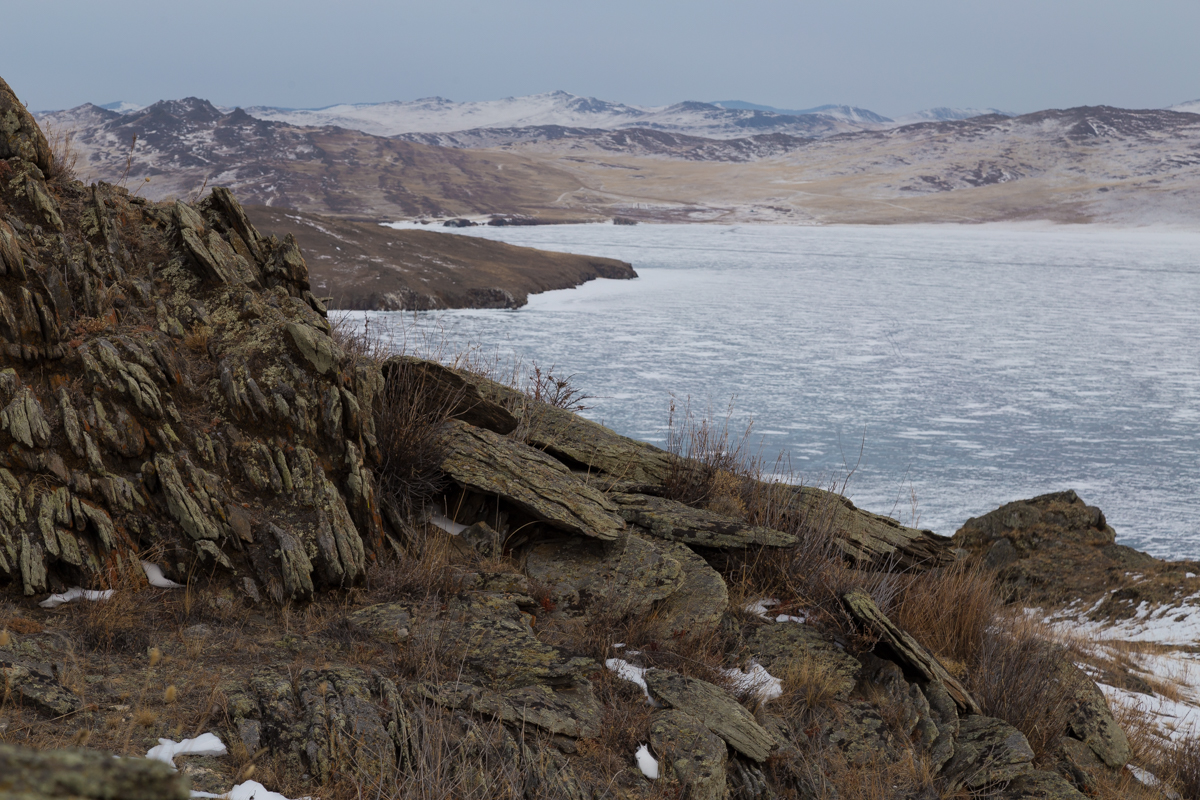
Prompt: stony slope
<box><xmin>0</xmin><ymin>75</ymin><xmax>1168</xmax><ymax>800</ymax></box>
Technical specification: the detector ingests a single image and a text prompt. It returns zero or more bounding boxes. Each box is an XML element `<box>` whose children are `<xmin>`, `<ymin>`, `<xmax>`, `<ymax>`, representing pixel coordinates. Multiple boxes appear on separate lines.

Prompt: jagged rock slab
<box><xmin>650</xmin><ymin>709</ymin><xmax>728</xmax><ymax>800</ymax></box>
<box><xmin>383</xmin><ymin>356</ymin><xmax>518</xmax><ymax>434</ymax></box>
<box><xmin>524</xmin><ymin>404</ymin><xmax>672</xmax><ymax>484</ymax></box>
<box><xmin>643</xmin><ymin>669</ymin><xmax>775</xmax><ymax>762</ymax></box>
<box><xmin>842</xmin><ymin>589</ymin><xmax>981</xmax><ymax>715</ymax></box>
<box><xmin>940</xmin><ymin>715</ymin><xmax>1035</xmax><ymax>791</ymax></box>
<box><xmin>439</xmin><ymin>419</ymin><xmax>626</xmax><ymax>540</ymax></box>
<box><xmin>787</xmin><ymin>486</ymin><xmax>953</xmax><ymax>569</ymax></box>
<box><xmin>613</xmin><ymin>492</ymin><xmax>796</xmax><ymax>549</ymax></box>
<box><xmin>523</xmin><ymin>532</ymin><xmax>683</xmax><ymax>615</ymax></box>
<box><xmin>0</xmin><ymin>743</ymin><xmax>190</xmax><ymax>800</ymax></box>
<box><xmin>468</xmin><ymin>376</ymin><xmax>672</xmax><ymax>483</ymax></box>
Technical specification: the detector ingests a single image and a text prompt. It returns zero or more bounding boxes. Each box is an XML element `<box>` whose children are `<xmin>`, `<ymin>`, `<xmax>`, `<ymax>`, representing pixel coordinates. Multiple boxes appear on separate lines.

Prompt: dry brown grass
<box><xmin>774</xmin><ymin>654</ymin><xmax>846</xmax><ymax>723</ymax></box>
<box><xmin>43</xmin><ymin>120</ymin><xmax>81</xmax><ymax>189</ymax></box>
<box><xmin>893</xmin><ymin>562</ymin><xmax>1001</xmax><ymax>674</ymax></box>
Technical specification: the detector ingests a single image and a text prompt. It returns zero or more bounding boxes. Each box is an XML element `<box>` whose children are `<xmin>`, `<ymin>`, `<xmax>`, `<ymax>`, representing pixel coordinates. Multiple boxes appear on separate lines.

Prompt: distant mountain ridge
<box><xmin>34</xmin><ymin>96</ymin><xmax>1200</xmax><ymax>226</ymax></box>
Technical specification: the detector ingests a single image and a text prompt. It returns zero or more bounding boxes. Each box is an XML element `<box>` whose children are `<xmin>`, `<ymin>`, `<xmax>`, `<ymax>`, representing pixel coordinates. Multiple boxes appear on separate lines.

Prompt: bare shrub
<box><xmin>775</xmin><ymin>652</ymin><xmax>846</xmax><ymax>723</ymax></box>
<box><xmin>1164</xmin><ymin>734</ymin><xmax>1200</xmax><ymax>800</ymax></box>
<box><xmin>969</xmin><ymin>616</ymin><xmax>1078</xmax><ymax>762</ymax></box>
<box><xmin>525</xmin><ymin>362</ymin><xmax>591</xmax><ymax>411</ymax></box>
<box><xmin>663</xmin><ymin>395</ymin><xmax>753</xmax><ymax>508</ymax></box>
<box><xmin>43</xmin><ymin>120</ymin><xmax>80</xmax><ymax>188</ymax></box>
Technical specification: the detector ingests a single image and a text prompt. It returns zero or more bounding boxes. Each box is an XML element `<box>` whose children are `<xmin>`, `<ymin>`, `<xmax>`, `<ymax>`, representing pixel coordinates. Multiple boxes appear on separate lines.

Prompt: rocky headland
<box><xmin>242</xmin><ymin>205</ymin><xmax>636</xmax><ymax>311</ymax></box>
<box><xmin>3</xmin><ymin>76</ymin><xmax>1198</xmax><ymax>800</ymax></box>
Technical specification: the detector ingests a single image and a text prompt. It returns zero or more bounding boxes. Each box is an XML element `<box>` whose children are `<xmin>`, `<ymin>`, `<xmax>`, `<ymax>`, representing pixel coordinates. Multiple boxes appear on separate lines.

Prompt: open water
<box><xmin>357</xmin><ymin>222</ymin><xmax>1200</xmax><ymax>559</ymax></box>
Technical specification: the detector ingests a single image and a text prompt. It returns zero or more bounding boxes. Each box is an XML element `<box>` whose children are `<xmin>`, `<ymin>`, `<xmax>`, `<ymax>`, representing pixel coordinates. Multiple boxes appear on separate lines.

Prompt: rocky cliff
<box><xmin>0</xmin><ymin>76</ymin><xmax>1158</xmax><ymax>800</ymax></box>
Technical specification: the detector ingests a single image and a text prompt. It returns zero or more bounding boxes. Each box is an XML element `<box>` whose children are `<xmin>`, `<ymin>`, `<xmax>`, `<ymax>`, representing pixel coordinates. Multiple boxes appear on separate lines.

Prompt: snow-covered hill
<box><xmin>890</xmin><ymin>107</ymin><xmax>1016</xmax><ymax>125</ymax></box>
<box><xmin>240</xmin><ymin>92</ymin><xmax>1026</xmax><ymax>141</ymax></box>
<box><xmin>1169</xmin><ymin>99</ymin><xmax>1200</xmax><ymax>114</ymax></box>
<box><xmin>242</xmin><ymin>91</ymin><xmax>872</xmax><ymax>140</ymax></box>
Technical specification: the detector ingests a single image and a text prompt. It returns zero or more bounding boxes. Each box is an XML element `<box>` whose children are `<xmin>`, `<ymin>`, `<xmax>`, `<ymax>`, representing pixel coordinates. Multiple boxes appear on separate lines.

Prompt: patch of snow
<box><xmin>605</xmin><ymin>658</ymin><xmax>662</xmax><ymax>707</ymax></box>
<box><xmin>776</xmin><ymin>612</ymin><xmax>808</xmax><ymax>624</ymax></box>
<box><xmin>635</xmin><ymin>744</ymin><xmax>659</xmax><ymax>779</ymax></box>
<box><xmin>1099</xmin><ymin>683</ymin><xmax>1200</xmax><ymax>742</ymax></box>
<box><xmin>146</xmin><ymin>732</ymin><xmax>227</xmax><ymax>768</ymax></box>
<box><xmin>430</xmin><ymin>511</ymin><xmax>467</xmax><ymax>536</ymax></box>
<box><xmin>1044</xmin><ymin>593</ymin><xmax>1200</xmax><ymax>646</ymax></box>
<box><xmin>190</xmin><ymin>780</ymin><xmax>311</xmax><ymax>800</ymax></box>
<box><xmin>142</xmin><ymin>562</ymin><xmax>184</xmax><ymax>589</ymax></box>
<box><xmin>38</xmin><ymin>587</ymin><xmax>114</xmax><ymax>608</ymax></box>
<box><xmin>723</xmin><ymin>662</ymin><xmax>784</xmax><ymax>703</ymax></box>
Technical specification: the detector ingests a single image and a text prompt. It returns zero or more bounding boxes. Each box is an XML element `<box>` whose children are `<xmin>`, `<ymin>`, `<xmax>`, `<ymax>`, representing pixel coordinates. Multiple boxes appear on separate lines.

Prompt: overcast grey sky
<box><xmin>5</xmin><ymin>0</ymin><xmax>1199</xmax><ymax>116</ymax></box>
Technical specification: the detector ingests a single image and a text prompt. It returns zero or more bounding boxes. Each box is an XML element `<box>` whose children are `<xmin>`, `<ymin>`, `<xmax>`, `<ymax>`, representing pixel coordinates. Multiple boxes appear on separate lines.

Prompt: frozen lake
<box><xmin>356</xmin><ymin>222</ymin><xmax>1200</xmax><ymax>559</ymax></box>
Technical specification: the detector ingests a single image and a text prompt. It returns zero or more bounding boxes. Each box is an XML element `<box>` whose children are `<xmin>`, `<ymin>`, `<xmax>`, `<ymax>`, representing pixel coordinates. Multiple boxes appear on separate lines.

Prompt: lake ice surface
<box><xmin>360</xmin><ymin>222</ymin><xmax>1200</xmax><ymax>559</ymax></box>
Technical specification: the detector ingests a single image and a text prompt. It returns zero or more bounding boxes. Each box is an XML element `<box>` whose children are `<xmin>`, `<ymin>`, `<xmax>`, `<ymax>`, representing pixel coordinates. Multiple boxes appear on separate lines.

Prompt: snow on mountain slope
<box><xmin>891</xmin><ymin>107</ymin><xmax>1016</xmax><ymax>125</ymax></box>
<box><xmin>242</xmin><ymin>92</ymin><xmax>871</xmax><ymax>140</ymax></box>
<box><xmin>98</xmin><ymin>101</ymin><xmax>147</xmax><ymax>113</ymax></box>
<box><xmin>1170</xmin><ymin>99</ymin><xmax>1200</xmax><ymax>114</ymax></box>
<box><xmin>711</xmin><ymin>100</ymin><xmax>892</xmax><ymax>124</ymax></box>
<box><xmin>243</xmin><ymin>91</ymin><xmax>650</xmax><ymax>136</ymax></box>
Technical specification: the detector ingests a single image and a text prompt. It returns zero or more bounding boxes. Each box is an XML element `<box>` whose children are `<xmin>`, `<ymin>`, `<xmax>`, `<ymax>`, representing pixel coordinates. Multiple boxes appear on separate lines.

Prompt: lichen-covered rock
<box><xmin>643</xmin><ymin>534</ymin><xmax>729</xmax><ymax>639</ymax></box>
<box><xmin>643</xmin><ymin>669</ymin><xmax>776</xmax><ymax>762</ymax></box>
<box><xmin>523</xmin><ymin>532</ymin><xmax>683</xmax><ymax>615</ymax></box>
<box><xmin>940</xmin><ymin>715</ymin><xmax>1035</xmax><ymax>791</ymax></box>
<box><xmin>437</xmin><ymin>594</ymin><xmax>594</xmax><ymax>690</ymax></box>
<box><xmin>650</xmin><ymin>709</ymin><xmax>729</xmax><ymax>800</ymax></box>
<box><xmin>439</xmin><ymin>419</ymin><xmax>626</xmax><ymax>540</ymax></box>
<box><xmin>0</xmin><ymin>742</ymin><xmax>190</xmax><ymax>800</ymax></box>
<box><xmin>348</xmin><ymin>602</ymin><xmax>413</xmax><ymax>642</ymax></box>
<box><xmin>613</xmin><ymin>492</ymin><xmax>797</xmax><ymax>549</ymax></box>
<box><xmin>0</xmin><ymin>657</ymin><xmax>83</xmax><ymax>717</ymax></box>
<box><xmin>0</xmin><ymin>76</ymin><xmax>52</xmax><ymax>172</ymax></box>
<box><xmin>1000</xmin><ymin>770</ymin><xmax>1089</xmax><ymax>800</ymax></box>
<box><xmin>1061</xmin><ymin>660</ymin><xmax>1131</xmax><ymax>769</ymax></box>
<box><xmin>223</xmin><ymin>667</ymin><xmax>414</xmax><ymax>785</ymax></box>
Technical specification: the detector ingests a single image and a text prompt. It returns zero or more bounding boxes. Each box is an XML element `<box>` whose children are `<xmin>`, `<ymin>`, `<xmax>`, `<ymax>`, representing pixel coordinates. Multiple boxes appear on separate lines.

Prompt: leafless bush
<box><xmin>663</xmin><ymin>395</ymin><xmax>754</xmax><ymax>509</ymax></box>
<box><xmin>524</xmin><ymin>362</ymin><xmax>591</xmax><ymax>412</ymax></box>
<box><xmin>1164</xmin><ymin>734</ymin><xmax>1200</xmax><ymax>800</ymax></box>
<box><xmin>969</xmin><ymin>616</ymin><xmax>1078</xmax><ymax>762</ymax></box>
<box><xmin>43</xmin><ymin>120</ymin><xmax>80</xmax><ymax>188</ymax></box>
